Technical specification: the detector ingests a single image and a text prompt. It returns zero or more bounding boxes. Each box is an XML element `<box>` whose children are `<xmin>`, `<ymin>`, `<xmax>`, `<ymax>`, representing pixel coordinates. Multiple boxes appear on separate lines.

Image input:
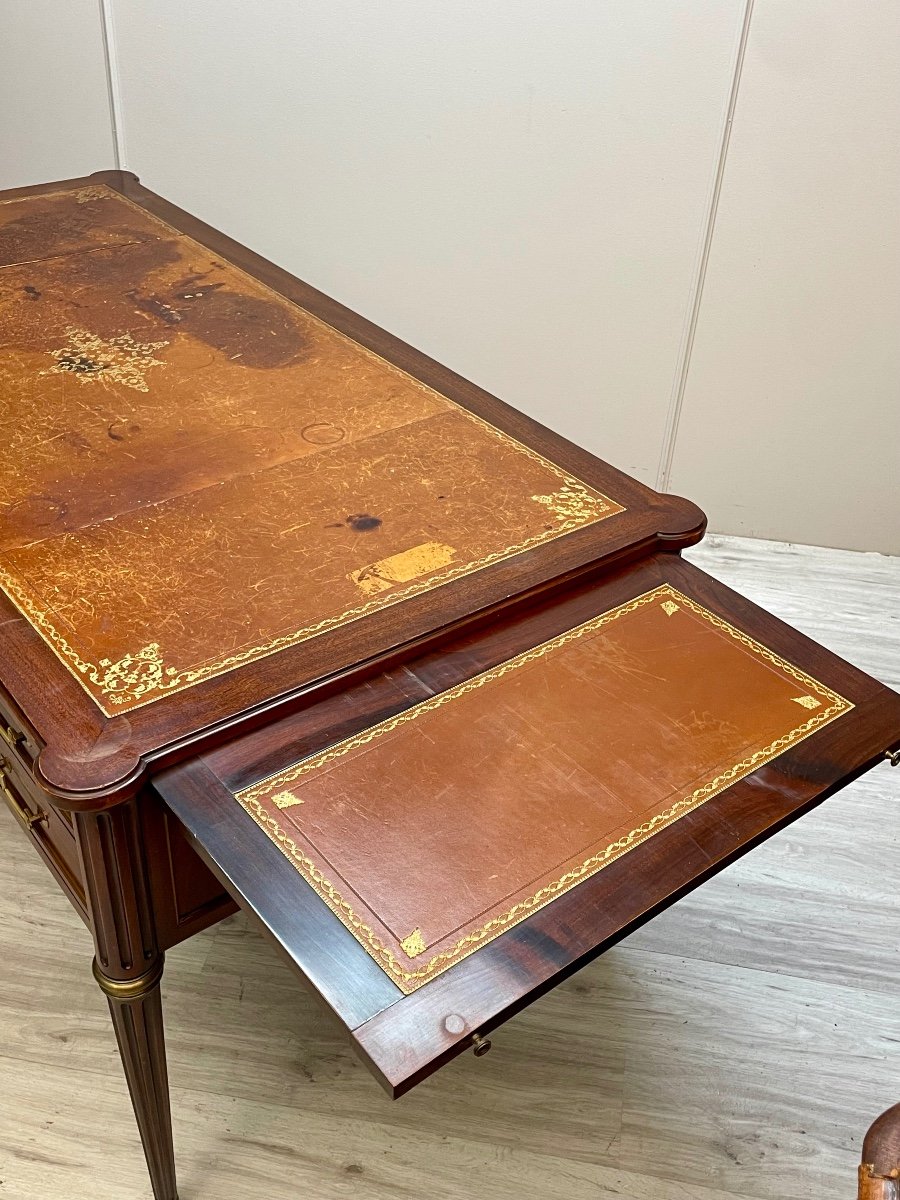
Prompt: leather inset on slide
<box><xmin>235</xmin><ymin>583</ymin><xmax>853</xmax><ymax>992</ymax></box>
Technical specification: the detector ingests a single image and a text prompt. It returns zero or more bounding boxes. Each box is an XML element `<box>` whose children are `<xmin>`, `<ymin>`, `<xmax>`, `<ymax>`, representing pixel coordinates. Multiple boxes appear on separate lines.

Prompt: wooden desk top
<box><xmin>0</xmin><ymin>171</ymin><xmax>702</xmax><ymax>801</ymax></box>
<box><xmin>2</xmin><ymin>169</ymin><xmax>897</xmax><ymax>1113</ymax></box>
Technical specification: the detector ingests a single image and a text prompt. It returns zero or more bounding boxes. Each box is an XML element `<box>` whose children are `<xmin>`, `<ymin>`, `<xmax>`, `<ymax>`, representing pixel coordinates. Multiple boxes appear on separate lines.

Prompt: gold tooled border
<box><xmin>234</xmin><ymin>583</ymin><xmax>853</xmax><ymax>993</ymax></box>
<box><xmin>0</xmin><ymin>185</ymin><xmax>624</xmax><ymax>716</ymax></box>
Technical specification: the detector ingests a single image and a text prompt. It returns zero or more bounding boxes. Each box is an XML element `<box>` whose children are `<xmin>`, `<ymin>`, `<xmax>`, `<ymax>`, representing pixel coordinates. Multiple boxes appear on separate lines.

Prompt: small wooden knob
<box><xmin>471</xmin><ymin>1033</ymin><xmax>492</xmax><ymax>1057</ymax></box>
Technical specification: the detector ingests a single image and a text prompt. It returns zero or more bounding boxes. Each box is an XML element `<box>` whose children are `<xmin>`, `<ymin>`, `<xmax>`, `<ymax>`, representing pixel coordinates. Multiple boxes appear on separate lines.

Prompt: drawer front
<box><xmin>0</xmin><ymin>747</ymin><xmax>86</xmax><ymax>917</ymax></box>
<box><xmin>0</xmin><ymin>686</ymin><xmax>229</xmax><ymax>938</ymax></box>
<box><xmin>0</xmin><ymin>696</ymin><xmax>42</xmax><ymax>773</ymax></box>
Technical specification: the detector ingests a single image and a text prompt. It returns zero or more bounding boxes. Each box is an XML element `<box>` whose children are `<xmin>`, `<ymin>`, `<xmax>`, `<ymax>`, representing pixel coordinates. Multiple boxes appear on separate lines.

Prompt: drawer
<box><xmin>0</xmin><ymin>695</ymin><xmax>43</xmax><ymax>774</ymax></box>
<box><xmin>0</xmin><ymin>684</ymin><xmax>230</xmax><ymax>938</ymax></box>
<box><xmin>1</xmin><ymin>747</ymin><xmax>87</xmax><ymax>919</ymax></box>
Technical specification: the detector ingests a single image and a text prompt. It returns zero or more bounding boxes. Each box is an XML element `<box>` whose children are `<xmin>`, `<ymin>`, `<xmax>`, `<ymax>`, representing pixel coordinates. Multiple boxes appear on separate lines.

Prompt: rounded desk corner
<box><xmin>35</xmin><ymin>740</ymin><xmax>147</xmax><ymax>813</ymax></box>
<box><xmin>89</xmin><ymin>168</ymin><xmax>141</xmax><ymax>189</ymax></box>
<box><xmin>653</xmin><ymin>494</ymin><xmax>708</xmax><ymax>550</ymax></box>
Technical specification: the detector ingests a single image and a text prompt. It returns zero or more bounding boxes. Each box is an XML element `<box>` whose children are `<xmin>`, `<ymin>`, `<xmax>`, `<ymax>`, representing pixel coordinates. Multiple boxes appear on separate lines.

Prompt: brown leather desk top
<box><xmin>0</xmin><ymin>171</ymin><xmax>702</xmax><ymax>799</ymax></box>
<box><xmin>0</xmin><ymin>183</ymin><xmax>621</xmax><ymax>717</ymax></box>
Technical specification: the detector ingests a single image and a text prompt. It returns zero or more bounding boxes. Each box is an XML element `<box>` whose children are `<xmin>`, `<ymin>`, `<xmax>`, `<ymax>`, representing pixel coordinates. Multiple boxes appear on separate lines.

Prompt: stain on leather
<box><xmin>126</xmin><ymin>290</ymin><xmax>183</xmax><ymax>325</ymax></box>
<box><xmin>0</xmin><ymin>206</ymin><xmax>97</xmax><ymax>265</ymax></box>
<box><xmin>346</xmin><ymin>514</ymin><xmax>383</xmax><ymax>532</ymax></box>
<box><xmin>5</xmin><ymin>494</ymin><xmax>70</xmax><ymax>537</ymax></box>
<box><xmin>107</xmin><ymin>420</ymin><xmax>143</xmax><ymax>442</ymax></box>
<box><xmin>55</xmin><ymin>353</ymin><xmax>104</xmax><ymax>375</ymax></box>
<box><xmin>301</xmin><ymin>422</ymin><xmax>345</xmax><ymax>445</ymax></box>
<box><xmin>65</xmin><ymin>237</ymin><xmax>182</xmax><ymax>291</ymax></box>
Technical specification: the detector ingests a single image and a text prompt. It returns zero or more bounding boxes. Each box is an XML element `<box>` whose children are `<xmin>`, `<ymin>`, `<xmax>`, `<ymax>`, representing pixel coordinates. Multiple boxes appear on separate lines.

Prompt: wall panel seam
<box><xmin>655</xmin><ymin>0</ymin><xmax>755</xmax><ymax>494</ymax></box>
<box><xmin>98</xmin><ymin>0</ymin><xmax>126</xmax><ymax>169</ymax></box>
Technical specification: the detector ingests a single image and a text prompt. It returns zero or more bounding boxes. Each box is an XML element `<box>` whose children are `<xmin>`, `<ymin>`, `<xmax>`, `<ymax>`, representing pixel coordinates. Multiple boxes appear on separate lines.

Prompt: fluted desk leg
<box><xmin>76</xmin><ymin>800</ymin><xmax>178</xmax><ymax>1200</ymax></box>
<box><xmin>93</xmin><ymin>958</ymin><xmax>177</xmax><ymax>1200</ymax></box>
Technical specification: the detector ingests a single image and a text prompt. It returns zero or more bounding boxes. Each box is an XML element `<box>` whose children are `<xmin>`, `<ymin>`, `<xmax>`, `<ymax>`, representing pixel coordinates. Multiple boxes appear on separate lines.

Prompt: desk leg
<box><xmin>76</xmin><ymin>801</ymin><xmax>179</xmax><ymax>1200</ymax></box>
<box><xmin>94</xmin><ymin>958</ymin><xmax>177</xmax><ymax>1200</ymax></box>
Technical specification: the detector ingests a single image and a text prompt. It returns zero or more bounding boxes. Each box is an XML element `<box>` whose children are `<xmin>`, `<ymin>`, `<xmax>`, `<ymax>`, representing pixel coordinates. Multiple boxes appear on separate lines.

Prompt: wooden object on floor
<box><xmin>0</xmin><ymin>170</ymin><xmax>898</xmax><ymax>1200</ymax></box>
<box><xmin>860</xmin><ymin>1104</ymin><xmax>900</xmax><ymax>1200</ymax></box>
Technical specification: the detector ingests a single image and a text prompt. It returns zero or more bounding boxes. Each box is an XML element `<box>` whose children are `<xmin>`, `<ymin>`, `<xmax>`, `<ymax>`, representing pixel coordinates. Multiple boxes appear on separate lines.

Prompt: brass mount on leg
<box><xmin>92</xmin><ymin>955</ymin><xmax>165</xmax><ymax>1001</ymax></box>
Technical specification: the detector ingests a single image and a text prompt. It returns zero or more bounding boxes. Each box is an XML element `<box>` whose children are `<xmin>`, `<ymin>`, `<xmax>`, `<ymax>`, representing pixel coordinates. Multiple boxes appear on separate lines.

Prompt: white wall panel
<box><xmin>670</xmin><ymin>0</ymin><xmax>900</xmax><ymax>552</ymax></box>
<box><xmin>0</xmin><ymin>0</ymin><xmax>115</xmax><ymax>189</ymax></box>
<box><xmin>110</xmin><ymin>0</ymin><xmax>745</xmax><ymax>485</ymax></box>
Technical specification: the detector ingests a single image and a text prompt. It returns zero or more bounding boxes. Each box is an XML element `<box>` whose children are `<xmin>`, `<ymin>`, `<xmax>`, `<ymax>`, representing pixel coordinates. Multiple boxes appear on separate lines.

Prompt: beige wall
<box><xmin>667</xmin><ymin>1</ymin><xmax>900</xmax><ymax>554</ymax></box>
<box><xmin>3</xmin><ymin>2</ymin><xmax>897</xmax><ymax>552</ymax></box>
<box><xmin>108</xmin><ymin>0</ymin><xmax>746</xmax><ymax>489</ymax></box>
<box><xmin>0</xmin><ymin>0</ymin><xmax>115</xmax><ymax>189</ymax></box>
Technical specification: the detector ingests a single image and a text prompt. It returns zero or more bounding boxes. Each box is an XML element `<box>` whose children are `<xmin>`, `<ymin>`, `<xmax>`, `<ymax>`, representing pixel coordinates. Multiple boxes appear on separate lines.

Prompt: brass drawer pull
<box><xmin>471</xmin><ymin>1033</ymin><xmax>492</xmax><ymax>1057</ymax></box>
<box><xmin>1</xmin><ymin>723</ymin><xmax>25</xmax><ymax>752</ymax></box>
<box><xmin>0</xmin><ymin>769</ymin><xmax>47</xmax><ymax>831</ymax></box>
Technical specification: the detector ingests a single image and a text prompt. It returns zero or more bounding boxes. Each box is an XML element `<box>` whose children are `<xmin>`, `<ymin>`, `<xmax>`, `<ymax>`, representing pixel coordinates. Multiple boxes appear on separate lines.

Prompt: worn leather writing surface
<box><xmin>0</xmin><ymin>185</ymin><xmax>622</xmax><ymax>716</ymax></box>
<box><xmin>235</xmin><ymin>583</ymin><xmax>853</xmax><ymax>993</ymax></box>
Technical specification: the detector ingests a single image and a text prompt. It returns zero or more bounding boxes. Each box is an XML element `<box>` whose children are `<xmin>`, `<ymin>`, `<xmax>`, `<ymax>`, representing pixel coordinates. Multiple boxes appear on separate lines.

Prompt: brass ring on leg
<box><xmin>92</xmin><ymin>955</ymin><xmax>165</xmax><ymax>1000</ymax></box>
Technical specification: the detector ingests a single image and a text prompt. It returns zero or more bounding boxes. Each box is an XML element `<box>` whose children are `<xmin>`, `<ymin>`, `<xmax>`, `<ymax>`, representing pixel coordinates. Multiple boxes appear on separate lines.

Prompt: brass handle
<box><xmin>0</xmin><ymin>724</ymin><xmax>25</xmax><ymax>751</ymax></box>
<box><xmin>886</xmin><ymin>748</ymin><xmax>900</xmax><ymax>768</ymax></box>
<box><xmin>0</xmin><ymin>770</ymin><xmax>47</xmax><ymax>831</ymax></box>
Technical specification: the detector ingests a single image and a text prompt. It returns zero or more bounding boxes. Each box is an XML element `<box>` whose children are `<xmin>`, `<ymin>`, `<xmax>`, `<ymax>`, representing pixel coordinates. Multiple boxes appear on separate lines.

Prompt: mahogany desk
<box><xmin>0</xmin><ymin>171</ymin><xmax>898</xmax><ymax>1200</ymax></box>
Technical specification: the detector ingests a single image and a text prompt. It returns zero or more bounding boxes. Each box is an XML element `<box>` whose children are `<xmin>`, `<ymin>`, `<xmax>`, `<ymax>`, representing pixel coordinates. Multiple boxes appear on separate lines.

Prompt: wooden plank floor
<box><xmin>1</xmin><ymin>534</ymin><xmax>898</xmax><ymax>1199</ymax></box>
